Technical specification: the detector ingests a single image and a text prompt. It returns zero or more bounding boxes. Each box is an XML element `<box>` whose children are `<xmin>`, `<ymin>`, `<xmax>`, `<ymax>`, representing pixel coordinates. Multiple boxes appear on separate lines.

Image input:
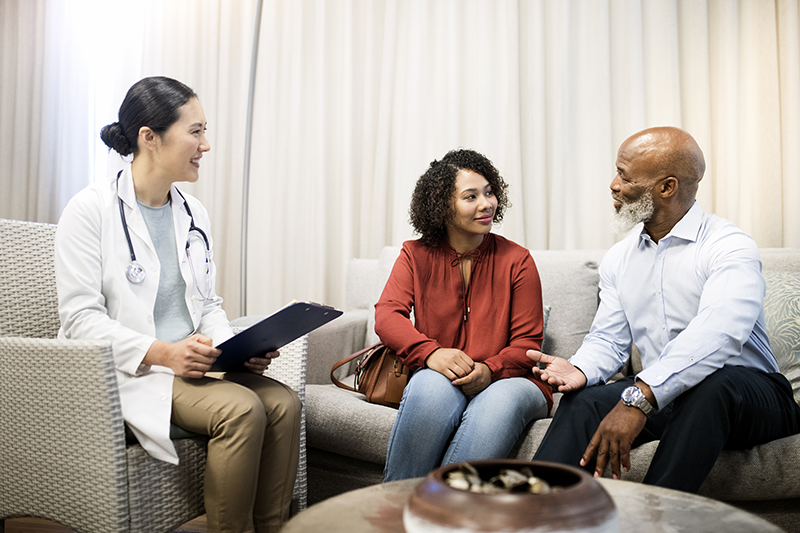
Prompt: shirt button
<box><xmin>665</xmin><ymin>386</ymin><xmax>670</xmax><ymax>392</ymax></box>
<box><xmin>662</xmin><ymin>324</ymin><xmax>666</xmax><ymax>329</ymax></box>
<box><xmin>657</xmin><ymin>289</ymin><xmax>661</xmax><ymax>294</ymax></box>
<box><xmin>657</xmin><ymin>375</ymin><xmax>663</xmax><ymax>380</ymax></box>
<box><xmin>160</xmin><ymin>393</ymin><xmax>168</xmax><ymax>402</ymax></box>
<box><xmin>147</xmin><ymin>315</ymin><xmax>154</xmax><ymax>325</ymax></box>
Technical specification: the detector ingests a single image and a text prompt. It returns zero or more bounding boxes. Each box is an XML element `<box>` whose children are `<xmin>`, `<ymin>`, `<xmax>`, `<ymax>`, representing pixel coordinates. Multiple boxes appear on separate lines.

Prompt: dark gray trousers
<box><xmin>534</xmin><ymin>366</ymin><xmax>800</xmax><ymax>492</ymax></box>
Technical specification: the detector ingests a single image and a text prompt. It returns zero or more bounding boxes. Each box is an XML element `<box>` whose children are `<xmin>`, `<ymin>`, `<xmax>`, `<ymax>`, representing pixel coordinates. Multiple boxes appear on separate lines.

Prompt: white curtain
<box><xmin>0</xmin><ymin>0</ymin><xmax>92</xmax><ymax>225</ymax></box>
<box><xmin>0</xmin><ymin>0</ymin><xmax>256</xmax><ymax>317</ymax></box>
<box><xmin>2</xmin><ymin>0</ymin><xmax>799</xmax><ymax>318</ymax></box>
<box><xmin>245</xmin><ymin>0</ymin><xmax>800</xmax><ymax>315</ymax></box>
<box><xmin>135</xmin><ymin>0</ymin><xmax>258</xmax><ymax>318</ymax></box>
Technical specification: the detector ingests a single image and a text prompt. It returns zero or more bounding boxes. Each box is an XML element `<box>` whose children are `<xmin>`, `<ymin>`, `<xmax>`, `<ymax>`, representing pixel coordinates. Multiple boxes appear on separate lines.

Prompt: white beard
<box><xmin>609</xmin><ymin>192</ymin><xmax>654</xmax><ymax>235</ymax></box>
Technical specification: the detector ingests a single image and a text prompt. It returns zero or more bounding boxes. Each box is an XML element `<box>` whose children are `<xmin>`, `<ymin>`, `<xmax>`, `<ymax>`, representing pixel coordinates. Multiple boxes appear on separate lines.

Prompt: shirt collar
<box><xmin>638</xmin><ymin>201</ymin><xmax>703</xmax><ymax>247</ymax></box>
<box><xmin>117</xmin><ymin>164</ymin><xmax>188</xmax><ymax>216</ymax></box>
<box><xmin>442</xmin><ymin>232</ymin><xmax>493</xmax><ymax>261</ymax></box>
<box><xmin>116</xmin><ymin>165</ymin><xmax>137</xmax><ymax>208</ymax></box>
<box><xmin>668</xmin><ymin>201</ymin><xmax>703</xmax><ymax>242</ymax></box>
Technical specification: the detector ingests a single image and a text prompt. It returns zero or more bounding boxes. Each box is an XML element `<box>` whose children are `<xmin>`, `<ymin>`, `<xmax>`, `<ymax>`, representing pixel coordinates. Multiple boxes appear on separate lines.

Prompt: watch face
<box><xmin>622</xmin><ymin>385</ymin><xmax>653</xmax><ymax>415</ymax></box>
<box><xmin>622</xmin><ymin>386</ymin><xmax>638</xmax><ymax>404</ymax></box>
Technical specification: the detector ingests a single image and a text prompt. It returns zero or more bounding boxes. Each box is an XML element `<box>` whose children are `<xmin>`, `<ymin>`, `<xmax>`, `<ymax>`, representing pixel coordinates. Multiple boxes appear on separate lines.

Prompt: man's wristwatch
<box><xmin>621</xmin><ymin>385</ymin><xmax>655</xmax><ymax>417</ymax></box>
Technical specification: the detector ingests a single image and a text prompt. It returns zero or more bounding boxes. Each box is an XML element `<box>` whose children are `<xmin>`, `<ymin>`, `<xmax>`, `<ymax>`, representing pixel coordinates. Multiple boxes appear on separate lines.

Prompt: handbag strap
<box><xmin>330</xmin><ymin>342</ymin><xmax>384</xmax><ymax>391</ymax></box>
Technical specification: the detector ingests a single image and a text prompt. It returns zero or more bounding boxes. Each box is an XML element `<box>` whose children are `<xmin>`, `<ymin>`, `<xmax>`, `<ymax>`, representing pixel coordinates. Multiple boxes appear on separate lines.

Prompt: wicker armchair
<box><xmin>0</xmin><ymin>219</ymin><xmax>307</xmax><ymax>532</ymax></box>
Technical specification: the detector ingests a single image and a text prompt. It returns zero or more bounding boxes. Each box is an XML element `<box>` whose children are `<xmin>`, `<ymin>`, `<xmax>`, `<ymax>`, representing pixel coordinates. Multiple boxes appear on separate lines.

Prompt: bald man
<box><xmin>528</xmin><ymin>126</ymin><xmax>800</xmax><ymax>492</ymax></box>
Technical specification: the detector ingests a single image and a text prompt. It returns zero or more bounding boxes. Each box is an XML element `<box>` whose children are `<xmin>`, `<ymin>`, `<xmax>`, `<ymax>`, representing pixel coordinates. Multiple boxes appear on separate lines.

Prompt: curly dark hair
<box><xmin>409</xmin><ymin>149</ymin><xmax>510</xmax><ymax>246</ymax></box>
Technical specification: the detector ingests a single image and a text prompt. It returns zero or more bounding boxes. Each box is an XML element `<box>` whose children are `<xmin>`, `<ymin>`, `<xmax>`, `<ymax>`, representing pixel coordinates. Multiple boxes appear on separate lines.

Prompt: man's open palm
<box><xmin>527</xmin><ymin>350</ymin><xmax>587</xmax><ymax>392</ymax></box>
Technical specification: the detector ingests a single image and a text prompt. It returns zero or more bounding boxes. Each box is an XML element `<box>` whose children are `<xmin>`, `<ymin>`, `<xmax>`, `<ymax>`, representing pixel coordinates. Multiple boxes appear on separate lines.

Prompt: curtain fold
<box><xmin>2</xmin><ymin>0</ymin><xmax>799</xmax><ymax>318</ymax></box>
<box><xmin>778</xmin><ymin>0</ymin><xmax>800</xmax><ymax>246</ymax></box>
<box><xmin>0</xmin><ymin>0</ymin><xmax>255</xmax><ymax>317</ymax></box>
<box><xmin>245</xmin><ymin>0</ymin><xmax>800</xmax><ymax>315</ymax></box>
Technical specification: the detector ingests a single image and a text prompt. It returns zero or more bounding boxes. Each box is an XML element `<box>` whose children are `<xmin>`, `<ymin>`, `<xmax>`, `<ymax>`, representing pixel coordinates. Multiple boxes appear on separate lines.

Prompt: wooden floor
<box><xmin>4</xmin><ymin>516</ymin><xmax>207</xmax><ymax>532</ymax></box>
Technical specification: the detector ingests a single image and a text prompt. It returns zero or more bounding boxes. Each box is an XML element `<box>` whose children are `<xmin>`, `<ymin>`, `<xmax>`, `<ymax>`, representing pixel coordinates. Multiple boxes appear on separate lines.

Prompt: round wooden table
<box><xmin>284</xmin><ymin>477</ymin><xmax>782</xmax><ymax>532</ymax></box>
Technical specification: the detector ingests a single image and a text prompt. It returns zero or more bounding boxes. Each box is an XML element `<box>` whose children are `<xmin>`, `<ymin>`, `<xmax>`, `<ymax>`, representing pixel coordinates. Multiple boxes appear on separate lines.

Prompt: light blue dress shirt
<box><xmin>570</xmin><ymin>202</ymin><xmax>779</xmax><ymax>409</ymax></box>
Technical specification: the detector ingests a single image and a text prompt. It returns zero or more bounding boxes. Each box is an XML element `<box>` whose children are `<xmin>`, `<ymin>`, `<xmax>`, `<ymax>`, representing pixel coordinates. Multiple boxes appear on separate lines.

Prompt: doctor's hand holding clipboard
<box><xmin>143</xmin><ymin>334</ymin><xmax>280</xmax><ymax>378</ymax></box>
<box><xmin>210</xmin><ymin>301</ymin><xmax>343</xmax><ymax>373</ymax></box>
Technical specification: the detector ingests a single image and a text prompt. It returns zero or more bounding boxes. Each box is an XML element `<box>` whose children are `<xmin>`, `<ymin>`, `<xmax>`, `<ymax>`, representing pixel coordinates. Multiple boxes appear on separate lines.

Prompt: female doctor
<box><xmin>55</xmin><ymin>76</ymin><xmax>301</xmax><ymax>533</ymax></box>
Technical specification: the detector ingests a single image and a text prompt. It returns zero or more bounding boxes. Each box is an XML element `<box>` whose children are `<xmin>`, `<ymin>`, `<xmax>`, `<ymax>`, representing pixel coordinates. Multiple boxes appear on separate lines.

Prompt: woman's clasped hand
<box><xmin>427</xmin><ymin>348</ymin><xmax>492</xmax><ymax>394</ymax></box>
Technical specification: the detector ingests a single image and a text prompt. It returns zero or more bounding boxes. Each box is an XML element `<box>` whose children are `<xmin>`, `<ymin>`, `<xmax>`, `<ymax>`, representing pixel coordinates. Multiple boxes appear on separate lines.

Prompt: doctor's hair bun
<box><xmin>100</xmin><ymin>121</ymin><xmax>133</xmax><ymax>156</ymax></box>
<box><xmin>102</xmin><ymin>76</ymin><xmax>198</xmax><ymax>158</ymax></box>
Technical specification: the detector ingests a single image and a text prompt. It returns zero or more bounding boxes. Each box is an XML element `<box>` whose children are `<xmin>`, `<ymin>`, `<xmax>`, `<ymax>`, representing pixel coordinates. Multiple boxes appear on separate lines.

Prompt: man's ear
<box><xmin>660</xmin><ymin>176</ymin><xmax>678</xmax><ymax>199</ymax></box>
<box><xmin>138</xmin><ymin>126</ymin><xmax>158</xmax><ymax>153</ymax></box>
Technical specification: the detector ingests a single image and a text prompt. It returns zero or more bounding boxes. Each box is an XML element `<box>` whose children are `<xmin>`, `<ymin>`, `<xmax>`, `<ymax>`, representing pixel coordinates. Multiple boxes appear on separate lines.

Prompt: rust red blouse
<box><xmin>374</xmin><ymin>233</ymin><xmax>553</xmax><ymax>409</ymax></box>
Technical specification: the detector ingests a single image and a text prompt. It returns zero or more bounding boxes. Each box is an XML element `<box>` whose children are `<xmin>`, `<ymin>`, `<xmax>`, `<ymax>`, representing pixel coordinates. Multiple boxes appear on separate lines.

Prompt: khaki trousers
<box><xmin>172</xmin><ymin>373</ymin><xmax>301</xmax><ymax>533</ymax></box>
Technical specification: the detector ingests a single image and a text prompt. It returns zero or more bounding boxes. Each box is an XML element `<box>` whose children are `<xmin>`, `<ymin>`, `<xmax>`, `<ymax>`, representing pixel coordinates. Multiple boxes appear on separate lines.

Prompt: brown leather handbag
<box><xmin>330</xmin><ymin>342</ymin><xmax>409</xmax><ymax>408</ymax></box>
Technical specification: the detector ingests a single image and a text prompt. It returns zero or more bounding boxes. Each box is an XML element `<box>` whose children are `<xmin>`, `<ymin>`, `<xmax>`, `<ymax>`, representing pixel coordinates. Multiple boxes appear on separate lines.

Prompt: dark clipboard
<box><xmin>212</xmin><ymin>301</ymin><xmax>342</xmax><ymax>372</ymax></box>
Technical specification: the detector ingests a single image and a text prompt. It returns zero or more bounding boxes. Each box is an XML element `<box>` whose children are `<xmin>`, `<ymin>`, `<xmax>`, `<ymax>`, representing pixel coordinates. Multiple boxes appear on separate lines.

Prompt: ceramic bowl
<box><xmin>403</xmin><ymin>459</ymin><xmax>618</xmax><ymax>533</ymax></box>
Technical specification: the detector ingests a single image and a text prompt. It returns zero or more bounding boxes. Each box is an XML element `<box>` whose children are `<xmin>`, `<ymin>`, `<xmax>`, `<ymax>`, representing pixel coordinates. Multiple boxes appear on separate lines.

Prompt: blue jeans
<box><xmin>383</xmin><ymin>368</ymin><xmax>549</xmax><ymax>481</ymax></box>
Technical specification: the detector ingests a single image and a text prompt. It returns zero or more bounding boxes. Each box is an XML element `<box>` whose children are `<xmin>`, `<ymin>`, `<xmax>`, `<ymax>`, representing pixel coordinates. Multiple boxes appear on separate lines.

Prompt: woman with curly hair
<box><xmin>375</xmin><ymin>148</ymin><xmax>551</xmax><ymax>481</ymax></box>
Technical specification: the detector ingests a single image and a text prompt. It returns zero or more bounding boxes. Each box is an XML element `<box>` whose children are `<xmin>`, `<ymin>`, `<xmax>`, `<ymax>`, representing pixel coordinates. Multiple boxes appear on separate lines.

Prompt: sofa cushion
<box><xmin>764</xmin><ymin>271</ymin><xmax>800</xmax><ymax>404</ymax></box>
<box><xmin>761</xmin><ymin>248</ymin><xmax>800</xmax><ymax>273</ymax></box>
<box><xmin>308</xmin><ymin>310</ymin><xmax>370</xmax><ymax>384</ymax></box>
<box><xmin>365</xmin><ymin>247</ymin><xmax>403</xmax><ymax>347</ymax></box>
<box><xmin>699</xmin><ymin>433</ymin><xmax>800</xmax><ymax>501</ymax></box>
<box><xmin>532</xmin><ymin>250</ymin><xmax>606</xmax><ymax>360</ymax></box>
<box><xmin>306</xmin><ymin>383</ymin><xmax>396</xmax><ymax>464</ymax></box>
<box><xmin>345</xmin><ymin>258</ymin><xmax>379</xmax><ymax>311</ymax></box>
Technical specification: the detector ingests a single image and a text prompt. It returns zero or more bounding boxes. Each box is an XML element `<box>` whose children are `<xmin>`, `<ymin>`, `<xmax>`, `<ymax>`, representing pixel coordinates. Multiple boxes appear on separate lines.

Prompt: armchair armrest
<box><xmin>0</xmin><ymin>336</ymin><xmax>130</xmax><ymax>532</ymax></box>
<box><xmin>306</xmin><ymin>309</ymin><xmax>369</xmax><ymax>385</ymax></box>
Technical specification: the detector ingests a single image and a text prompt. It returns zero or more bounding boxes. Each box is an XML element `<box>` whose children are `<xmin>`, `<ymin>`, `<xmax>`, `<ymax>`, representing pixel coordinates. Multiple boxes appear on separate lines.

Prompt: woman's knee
<box><xmin>407</xmin><ymin>368</ymin><xmax>449</xmax><ymax>388</ymax></box>
<box><xmin>218</xmin><ymin>388</ymin><xmax>268</xmax><ymax>435</ymax></box>
<box><xmin>404</xmin><ymin>369</ymin><xmax>465</xmax><ymax>408</ymax></box>
<box><xmin>227</xmin><ymin>374</ymin><xmax>302</xmax><ymax>425</ymax></box>
<box><xmin>265</xmin><ymin>382</ymin><xmax>302</xmax><ymax>425</ymax></box>
<box><xmin>397</xmin><ymin>369</ymin><xmax>466</xmax><ymax>425</ymax></box>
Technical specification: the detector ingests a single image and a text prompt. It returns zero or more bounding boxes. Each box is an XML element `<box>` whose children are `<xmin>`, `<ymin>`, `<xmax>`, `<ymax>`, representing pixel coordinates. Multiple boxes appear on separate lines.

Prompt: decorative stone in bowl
<box><xmin>403</xmin><ymin>459</ymin><xmax>618</xmax><ymax>533</ymax></box>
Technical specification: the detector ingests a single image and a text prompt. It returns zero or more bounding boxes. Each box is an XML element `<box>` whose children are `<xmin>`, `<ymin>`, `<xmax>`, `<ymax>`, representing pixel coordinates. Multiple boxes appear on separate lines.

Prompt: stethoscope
<box><xmin>116</xmin><ymin>171</ymin><xmax>213</xmax><ymax>300</ymax></box>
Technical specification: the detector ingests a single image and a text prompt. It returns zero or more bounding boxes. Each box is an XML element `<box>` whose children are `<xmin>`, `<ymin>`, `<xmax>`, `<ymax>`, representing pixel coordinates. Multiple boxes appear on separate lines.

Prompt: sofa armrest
<box><xmin>306</xmin><ymin>309</ymin><xmax>369</xmax><ymax>385</ymax></box>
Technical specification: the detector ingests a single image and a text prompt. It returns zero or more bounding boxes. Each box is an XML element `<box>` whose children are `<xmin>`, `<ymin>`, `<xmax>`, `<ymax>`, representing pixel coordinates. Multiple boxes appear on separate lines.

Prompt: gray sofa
<box><xmin>304</xmin><ymin>246</ymin><xmax>800</xmax><ymax>532</ymax></box>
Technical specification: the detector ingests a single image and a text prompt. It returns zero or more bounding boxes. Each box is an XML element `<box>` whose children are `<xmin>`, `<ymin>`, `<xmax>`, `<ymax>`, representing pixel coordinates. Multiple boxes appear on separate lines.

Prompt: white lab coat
<box><xmin>55</xmin><ymin>165</ymin><xmax>234</xmax><ymax>464</ymax></box>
